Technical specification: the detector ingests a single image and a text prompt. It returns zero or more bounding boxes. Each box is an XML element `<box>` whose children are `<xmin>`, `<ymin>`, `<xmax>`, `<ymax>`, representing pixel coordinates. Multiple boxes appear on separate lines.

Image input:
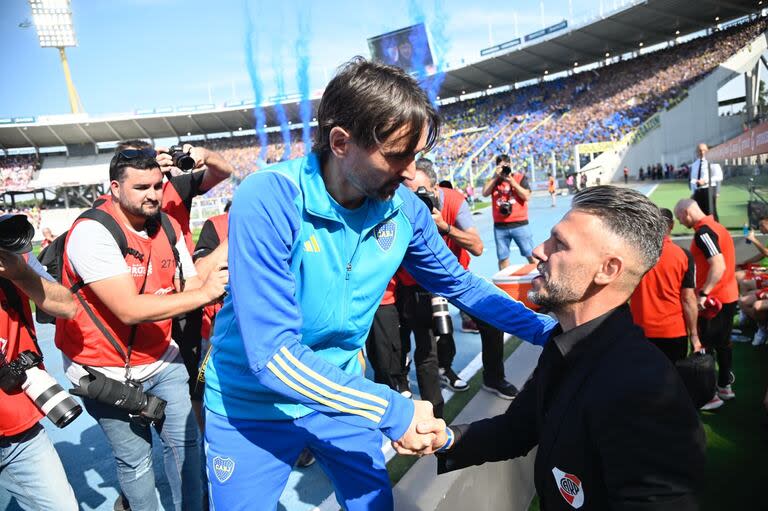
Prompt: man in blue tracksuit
<box><xmin>204</xmin><ymin>58</ymin><xmax>555</xmax><ymax>510</ymax></box>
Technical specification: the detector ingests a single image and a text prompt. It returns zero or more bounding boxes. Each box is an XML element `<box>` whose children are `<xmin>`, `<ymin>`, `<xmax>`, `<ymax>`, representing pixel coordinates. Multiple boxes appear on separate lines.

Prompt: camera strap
<box><xmin>72</xmin><ymin>238</ymin><xmax>152</xmax><ymax>381</ymax></box>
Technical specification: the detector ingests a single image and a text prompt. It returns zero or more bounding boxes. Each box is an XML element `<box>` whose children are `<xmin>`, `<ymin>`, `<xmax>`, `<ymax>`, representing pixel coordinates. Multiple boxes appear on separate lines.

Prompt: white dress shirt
<box><xmin>689</xmin><ymin>158</ymin><xmax>723</xmax><ymax>192</ymax></box>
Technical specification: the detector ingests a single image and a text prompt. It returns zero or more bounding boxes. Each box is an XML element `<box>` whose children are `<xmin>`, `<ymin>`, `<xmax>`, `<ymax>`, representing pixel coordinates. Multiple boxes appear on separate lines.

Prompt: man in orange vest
<box><xmin>0</xmin><ymin>218</ymin><xmax>78</xmax><ymax>511</ymax></box>
<box><xmin>675</xmin><ymin>198</ymin><xmax>738</xmax><ymax>410</ymax></box>
<box><xmin>56</xmin><ymin>153</ymin><xmax>229</xmax><ymax>510</ymax></box>
<box><xmin>482</xmin><ymin>154</ymin><xmax>534</xmax><ymax>270</ymax></box>
<box><xmin>630</xmin><ymin>208</ymin><xmax>702</xmax><ymax>363</ymax></box>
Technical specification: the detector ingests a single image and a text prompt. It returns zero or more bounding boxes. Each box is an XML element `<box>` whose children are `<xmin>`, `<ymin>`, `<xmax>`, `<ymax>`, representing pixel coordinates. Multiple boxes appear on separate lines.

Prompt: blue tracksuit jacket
<box><xmin>204</xmin><ymin>153</ymin><xmax>555</xmax><ymax>442</ymax></box>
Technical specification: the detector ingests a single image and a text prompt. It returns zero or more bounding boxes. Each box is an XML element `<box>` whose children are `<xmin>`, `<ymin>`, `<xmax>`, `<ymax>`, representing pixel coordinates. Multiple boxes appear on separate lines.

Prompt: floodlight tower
<box><xmin>28</xmin><ymin>0</ymin><xmax>84</xmax><ymax>113</ymax></box>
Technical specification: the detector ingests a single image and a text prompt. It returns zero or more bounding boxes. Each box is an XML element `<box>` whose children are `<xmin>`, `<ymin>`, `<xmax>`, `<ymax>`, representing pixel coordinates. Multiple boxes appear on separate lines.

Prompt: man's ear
<box><xmin>329</xmin><ymin>127</ymin><xmax>351</xmax><ymax>159</ymax></box>
<box><xmin>594</xmin><ymin>255</ymin><xmax>624</xmax><ymax>286</ymax></box>
<box><xmin>109</xmin><ymin>180</ymin><xmax>121</xmax><ymax>200</ymax></box>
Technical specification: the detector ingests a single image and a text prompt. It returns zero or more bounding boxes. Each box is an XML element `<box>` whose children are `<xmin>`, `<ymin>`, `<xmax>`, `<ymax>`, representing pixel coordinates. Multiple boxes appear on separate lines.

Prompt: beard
<box><xmin>120</xmin><ymin>197</ymin><xmax>160</xmax><ymax>219</ymax></box>
<box><xmin>528</xmin><ymin>264</ymin><xmax>582</xmax><ymax>311</ymax></box>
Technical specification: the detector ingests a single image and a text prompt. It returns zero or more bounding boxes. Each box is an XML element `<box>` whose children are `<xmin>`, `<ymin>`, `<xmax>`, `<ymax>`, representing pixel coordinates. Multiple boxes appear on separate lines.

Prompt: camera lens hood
<box><xmin>0</xmin><ymin>214</ymin><xmax>35</xmax><ymax>254</ymax></box>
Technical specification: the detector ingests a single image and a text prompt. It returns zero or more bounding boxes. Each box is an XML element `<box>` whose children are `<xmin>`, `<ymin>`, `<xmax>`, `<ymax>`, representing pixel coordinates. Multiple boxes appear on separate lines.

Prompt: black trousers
<box><xmin>437</xmin><ymin>313</ymin><xmax>505</xmax><ymax>385</ymax></box>
<box><xmin>172</xmin><ymin>312</ymin><xmax>204</xmax><ymax>400</ymax></box>
<box><xmin>365</xmin><ymin>303</ymin><xmax>406</xmax><ymax>392</ymax></box>
<box><xmin>396</xmin><ymin>286</ymin><xmax>444</xmax><ymax>418</ymax></box>
<box><xmin>647</xmin><ymin>336</ymin><xmax>689</xmax><ymax>365</ymax></box>
<box><xmin>699</xmin><ymin>301</ymin><xmax>736</xmax><ymax>387</ymax></box>
<box><xmin>692</xmin><ymin>187</ymin><xmax>719</xmax><ymax>221</ymax></box>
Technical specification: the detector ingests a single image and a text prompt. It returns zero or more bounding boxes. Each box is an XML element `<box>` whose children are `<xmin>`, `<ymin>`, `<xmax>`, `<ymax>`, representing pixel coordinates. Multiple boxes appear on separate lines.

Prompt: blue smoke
<box><xmin>295</xmin><ymin>7</ymin><xmax>313</xmax><ymax>154</ymax></box>
<box><xmin>407</xmin><ymin>1</ymin><xmax>429</xmax><ymax>79</ymax></box>
<box><xmin>243</xmin><ymin>1</ymin><xmax>268</xmax><ymax>163</ymax></box>
<box><xmin>424</xmin><ymin>0</ymin><xmax>449</xmax><ymax>106</ymax></box>
<box><xmin>405</xmin><ymin>0</ymin><xmax>449</xmax><ymax>107</ymax></box>
<box><xmin>271</xmin><ymin>8</ymin><xmax>292</xmax><ymax>161</ymax></box>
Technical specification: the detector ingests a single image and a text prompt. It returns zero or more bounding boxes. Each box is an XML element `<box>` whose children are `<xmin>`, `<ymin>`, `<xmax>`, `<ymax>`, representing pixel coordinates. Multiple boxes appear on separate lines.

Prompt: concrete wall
<box><xmin>393</xmin><ymin>342</ymin><xmax>543</xmax><ymax>511</ymax></box>
<box><xmin>585</xmin><ymin>31</ymin><xmax>768</xmax><ymax>184</ymax></box>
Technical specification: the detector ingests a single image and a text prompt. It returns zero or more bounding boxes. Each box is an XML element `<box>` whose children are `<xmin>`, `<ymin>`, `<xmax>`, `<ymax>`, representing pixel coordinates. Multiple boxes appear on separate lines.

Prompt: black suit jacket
<box><xmin>438</xmin><ymin>305</ymin><xmax>705</xmax><ymax>510</ymax></box>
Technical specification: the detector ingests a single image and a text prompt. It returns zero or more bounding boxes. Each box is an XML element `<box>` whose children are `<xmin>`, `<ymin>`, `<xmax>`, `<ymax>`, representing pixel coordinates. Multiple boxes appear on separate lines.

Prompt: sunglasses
<box><xmin>116</xmin><ymin>148</ymin><xmax>157</xmax><ymax>159</ymax></box>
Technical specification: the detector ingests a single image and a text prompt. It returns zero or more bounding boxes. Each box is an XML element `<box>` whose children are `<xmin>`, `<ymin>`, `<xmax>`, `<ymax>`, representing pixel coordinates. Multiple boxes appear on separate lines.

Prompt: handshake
<box><xmin>392</xmin><ymin>400</ymin><xmax>451</xmax><ymax>456</ymax></box>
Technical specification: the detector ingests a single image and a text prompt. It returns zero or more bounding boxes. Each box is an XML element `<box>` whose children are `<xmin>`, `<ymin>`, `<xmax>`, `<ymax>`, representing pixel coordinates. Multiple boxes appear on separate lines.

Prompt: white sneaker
<box><xmin>752</xmin><ymin>327</ymin><xmax>767</xmax><ymax>346</ymax></box>
<box><xmin>731</xmin><ymin>333</ymin><xmax>752</xmax><ymax>343</ymax></box>
<box><xmin>700</xmin><ymin>394</ymin><xmax>724</xmax><ymax>411</ymax></box>
<box><xmin>717</xmin><ymin>385</ymin><xmax>736</xmax><ymax>400</ymax></box>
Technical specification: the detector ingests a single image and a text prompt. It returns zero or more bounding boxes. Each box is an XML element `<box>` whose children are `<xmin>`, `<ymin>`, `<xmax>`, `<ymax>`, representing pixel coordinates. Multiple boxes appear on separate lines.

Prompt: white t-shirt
<box><xmin>63</xmin><ymin>218</ymin><xmax>197</xmax><ymax>384</ymax></box>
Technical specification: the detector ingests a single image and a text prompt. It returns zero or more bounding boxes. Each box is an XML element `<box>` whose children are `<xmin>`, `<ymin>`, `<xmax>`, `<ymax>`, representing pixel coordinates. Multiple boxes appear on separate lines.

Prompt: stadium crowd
<box><xmin>437</xmin><ymin>16</ymin><xmax>768</xmax><ymax>184</ymax></box>
<box><xmin>2</xmin><ymin>15</ymin><xmax>768</xmax><ymax>511</ymax></box>
<box><xmin>0</xmin><ymin>154</ymin><xmax>38</xmax><ymax>193</ymax></box>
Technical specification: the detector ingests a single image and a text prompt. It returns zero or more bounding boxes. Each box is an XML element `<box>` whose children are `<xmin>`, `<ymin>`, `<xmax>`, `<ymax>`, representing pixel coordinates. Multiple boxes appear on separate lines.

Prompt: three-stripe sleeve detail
<box><xmin>265</xmin><ymin>346</ymin><xmax>389</xmax><ymax>423</ymax></box>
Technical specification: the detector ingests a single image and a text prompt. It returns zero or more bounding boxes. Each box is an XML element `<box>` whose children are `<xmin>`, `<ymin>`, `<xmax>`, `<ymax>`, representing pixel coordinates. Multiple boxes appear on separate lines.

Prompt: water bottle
<box><xmin>744</xmin><ymin>223</ymin><xmax>751</xmax><ymax>244</ymax></box>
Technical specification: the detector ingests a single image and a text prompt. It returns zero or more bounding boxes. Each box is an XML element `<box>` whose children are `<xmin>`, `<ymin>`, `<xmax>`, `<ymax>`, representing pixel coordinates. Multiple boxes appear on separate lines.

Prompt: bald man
<box><xmin>689</xmin><ymin>143</ymin><xmax>723</xmax><ymax>220</ymax></box>
<box><xmin>675</xmin><ymin>199</ymin><xmax>738</xmax><ymax>410</ymax></box>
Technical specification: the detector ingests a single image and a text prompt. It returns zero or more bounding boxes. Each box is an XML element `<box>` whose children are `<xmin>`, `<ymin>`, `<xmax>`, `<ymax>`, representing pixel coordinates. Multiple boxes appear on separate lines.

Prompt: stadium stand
<box><xmin>0</xmin><ymin>154</ymin><xmax>38</xmax><ymax>193</ymax></box>
<box><xmin>436</xmin><ymin>16</ymin><xmax>768</xmax><ymax>184</ymax></box>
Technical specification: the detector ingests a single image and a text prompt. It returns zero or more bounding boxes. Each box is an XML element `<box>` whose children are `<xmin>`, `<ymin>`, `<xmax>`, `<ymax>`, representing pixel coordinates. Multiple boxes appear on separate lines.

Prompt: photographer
<box><xmin>402</xmin><ymin>160</ymin><xmax>518</xmax><ymax>401</ymax></box>
<box><xmin>115</xmin><ymin>140</ymin><xmax>231</xmax><ymax>434</ymax></box>
<box><xmin>115</xmin><ymin>140</ymin><xmax>234</xmax><ymax>254</ymax></box>
<box><xmin>482</xmin><ymin>154</ymin><xmax>535</xmax><ymax>270</ymax></box>
<box><xmin>0</xmin><ymin>216</ymin><xmax>78</xmax><ymax>511</ymax></box>
<box><xmin>55</xmin><ymin>153</ymin><xmax>228</xmax><ymax>511</ymax></box>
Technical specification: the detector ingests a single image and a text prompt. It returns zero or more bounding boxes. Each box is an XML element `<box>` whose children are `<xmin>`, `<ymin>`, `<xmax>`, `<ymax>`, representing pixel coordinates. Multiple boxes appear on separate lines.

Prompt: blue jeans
<box><xmin>82</xmin><ymin>360</ymin><xmax>202</xmax><ymax>511</ymax></box>
<box><xmin>0</xmin><ymin>423</ymin><xmax>78</xmax><ymax>510</ymax></box>
<box><xmin>494</xmin><ymin>224</ymin><xmax>534</xmax><ymax>262</ymax></box>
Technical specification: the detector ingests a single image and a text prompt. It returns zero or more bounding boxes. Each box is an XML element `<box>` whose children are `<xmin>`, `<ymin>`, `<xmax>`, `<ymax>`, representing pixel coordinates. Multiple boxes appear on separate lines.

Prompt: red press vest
<box><xmin>492</xmin><ymin>173</ymin><xmax>529</xmax><ymax>224</ymax></box>
<box><xmin>0</xmin><ymin>258</ymin><xmax>45</xmax><ymax>436</ymax></box>
<box><xmin>162</xmin><ymin>179</ymin><xmax>195</xmax><ymax>254</ymax></box>
<box><xmin>56</xmin><ymin>200</ymin><xmax>183</xmax><ymax>367</ymax></box>
<box><xmin>397</xmin><ymin>187</ymin><xmax>471</xmax><ymax>288</ymax></box>
<box><xmin>200</xmin><ymin>213</ymin><xmax>228</xmax><ymax>340</ymax></box>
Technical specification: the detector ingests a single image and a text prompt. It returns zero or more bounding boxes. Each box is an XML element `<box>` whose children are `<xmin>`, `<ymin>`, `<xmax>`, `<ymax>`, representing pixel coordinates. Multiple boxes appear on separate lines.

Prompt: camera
<box><xmin>0</xmin><ymin>350</ymin><xmax>82</xmax><ymax>428</ymax></box>
<box><xmin>415</xmin><ymin>186</ymin><xmax>438</xmax><ymax>212</ymax></box>
<box><xmin>431</xmin><ymin>296</ymin><xmax>453</xmax><ymax>336</ymax></box>
<box><xmin>71</xmin><ymin>366</ymin><xmax>166</xmax><ymax>424</ymax></box>
<box><xmin>498</xmin><ymin>200</ymin><xmax>512</xmax><ymax>216</ymax></box>
<box><xmin>0</xmin><ymin>214</ymin><xmax>35</xmax><ymax>254</ymax></box>
<box><xmin>167</xmin><ymin>145</ymin><xmax>195</xmax><ymax>172</ymax></box>
<box><xmin>500</xmin><ymin>165</ymin><xmax>512</xmax><ymax>177</ymax></box>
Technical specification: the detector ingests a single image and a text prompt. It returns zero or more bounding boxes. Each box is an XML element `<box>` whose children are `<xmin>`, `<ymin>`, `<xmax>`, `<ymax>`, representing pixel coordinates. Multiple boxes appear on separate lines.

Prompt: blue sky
<box><xmin>0</xmin><ymin>0</ymin><xmax>616</xmax><ymax>117</ymax></box>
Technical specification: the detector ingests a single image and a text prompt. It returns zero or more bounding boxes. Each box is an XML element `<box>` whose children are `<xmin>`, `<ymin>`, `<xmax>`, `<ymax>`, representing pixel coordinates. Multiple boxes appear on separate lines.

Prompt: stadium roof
<box><xmin>0</xmin><ymin>0</ymin><xmax>762</xmax><ymax>151</ymax></box>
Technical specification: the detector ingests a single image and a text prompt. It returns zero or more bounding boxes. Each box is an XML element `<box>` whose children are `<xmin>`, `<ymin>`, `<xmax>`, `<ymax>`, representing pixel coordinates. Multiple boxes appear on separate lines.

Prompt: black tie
<box><xmin>697</xmin><ymin>159</ymin><xmax>708</xmax><ymax>187</ymax></box>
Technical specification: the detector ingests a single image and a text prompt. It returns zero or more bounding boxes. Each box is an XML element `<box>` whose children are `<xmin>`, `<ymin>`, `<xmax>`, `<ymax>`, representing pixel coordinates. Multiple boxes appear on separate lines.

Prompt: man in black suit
<box><xmin>397</xmin><ymin>186</ymin><xmax>706</xmax><ymax>510</ymax></box>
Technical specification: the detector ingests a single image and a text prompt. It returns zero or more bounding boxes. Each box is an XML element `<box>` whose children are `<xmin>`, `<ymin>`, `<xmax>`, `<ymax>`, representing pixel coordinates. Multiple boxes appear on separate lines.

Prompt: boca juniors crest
<box><xmin>213</xmin><ymin>456</ymin><xmax>235</xmax><ymax>483</ymax></box>
<box><xmin>374</xmin><ymin>221</ymin><xmax>397</xmax><ymax>251</ymax></box>
<box><xmin>552</xmin><ymin>467</ymin><xmax>584</xmax><ymax>509</ymax></box>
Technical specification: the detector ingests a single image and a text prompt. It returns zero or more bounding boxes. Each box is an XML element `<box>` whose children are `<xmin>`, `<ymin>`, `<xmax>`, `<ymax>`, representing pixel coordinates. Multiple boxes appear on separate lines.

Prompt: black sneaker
<box><xmin>439</xmin><ymin>367</ymin><xmax>469</xmax><ymax>392</ymax></box>
<box><xmin>296</xmin><ymin>448</ymin><xmax>316</xmax><ymax>468</ymax></box>
<box><xmin>483</xmin><ymin>379</ymin><xmax>518</xmax><ymax>400</ymax></box>
<box><xmin>114</xmin><ymin>494</ymin><xmax>131</xmax><ymax>511</ymax></box>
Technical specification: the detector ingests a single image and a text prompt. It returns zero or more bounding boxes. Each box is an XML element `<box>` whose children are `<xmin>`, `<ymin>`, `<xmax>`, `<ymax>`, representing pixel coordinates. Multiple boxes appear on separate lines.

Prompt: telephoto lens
<box><xmin>431</xmin><ymin>296</ymin><xmax>453</xmax><ymax>336</ymax></box>
<box><xmin>5</xmin><ymin>350</ymin><xmax>82</xmax><ymax>428</ymax></box>
<box><xmin>22</xmin><ymin>365</ymin><xmax>83</xmax><ymax>428</ymax></box>
<box><xmin>72</xmin><ymin>366</ymin><xmax>167</xmax><ymax>424</ymax></box>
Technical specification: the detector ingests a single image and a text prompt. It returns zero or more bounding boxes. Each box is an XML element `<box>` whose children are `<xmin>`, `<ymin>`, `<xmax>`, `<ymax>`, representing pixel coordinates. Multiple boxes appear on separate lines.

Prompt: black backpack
<box><xmin>36</xmin><ymin>201</ymin><xmax>182</xmax><ymax>324</ymax></box>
